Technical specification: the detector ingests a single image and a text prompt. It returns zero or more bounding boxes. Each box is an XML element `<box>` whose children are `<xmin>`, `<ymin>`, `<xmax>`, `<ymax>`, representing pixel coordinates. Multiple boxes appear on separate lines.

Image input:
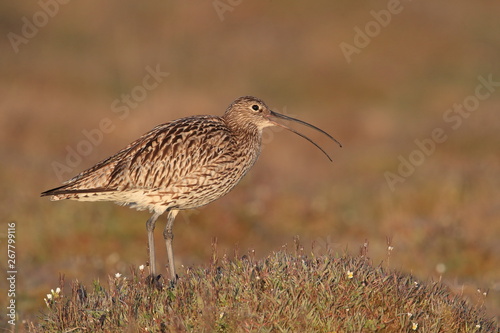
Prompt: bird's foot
<box><xmin>145</xmin><ymin>274</ymin><xmax>164</xmax><ymax>290</ymax></box>
<box><xmin>167</xmin><ymin>274</ymin><xmax>179</xmax><ymax>288</ymax></box>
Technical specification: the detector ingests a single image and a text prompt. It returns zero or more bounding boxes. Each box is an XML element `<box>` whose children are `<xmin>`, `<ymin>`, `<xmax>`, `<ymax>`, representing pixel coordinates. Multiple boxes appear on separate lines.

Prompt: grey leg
<box><xmin>163</xmin><ymin>209</ymin><xmax>179</xmax><ymax>280</ymax></box>
<box><xmin>146</xmin><ymin>212</ymin><xmax>162</xmax><ymax>276</ymax></box>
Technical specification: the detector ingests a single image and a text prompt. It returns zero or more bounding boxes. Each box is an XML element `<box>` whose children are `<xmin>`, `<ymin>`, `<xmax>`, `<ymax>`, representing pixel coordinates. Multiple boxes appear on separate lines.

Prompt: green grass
<box><xmin>26</xmin><ymin>246</ymin><xmax>497</xmax><ymax>332</ymax></box>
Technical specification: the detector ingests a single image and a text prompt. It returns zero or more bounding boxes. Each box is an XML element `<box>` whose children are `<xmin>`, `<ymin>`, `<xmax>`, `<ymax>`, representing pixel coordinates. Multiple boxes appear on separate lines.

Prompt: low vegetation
<box><xmin>27</xmin><ymin>245</ymin><xmax>497</xmax><ymax>332</ymax></box>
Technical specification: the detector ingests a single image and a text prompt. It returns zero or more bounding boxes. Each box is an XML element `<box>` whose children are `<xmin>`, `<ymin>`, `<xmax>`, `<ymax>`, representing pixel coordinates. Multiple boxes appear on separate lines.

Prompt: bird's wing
<box><xmin>41</xmin><ymin>116</ymin><xmax>234</xmax><ymax>197</ymax></box>
<box><xmin>106</xmin><ymin>116</ymin><xmax>234</xmax><ymax>192</ymax></box>
<box><xmin>41</xmin><ymin>121</ymin><xmax>167</xmax><ymax>196</ymax></box>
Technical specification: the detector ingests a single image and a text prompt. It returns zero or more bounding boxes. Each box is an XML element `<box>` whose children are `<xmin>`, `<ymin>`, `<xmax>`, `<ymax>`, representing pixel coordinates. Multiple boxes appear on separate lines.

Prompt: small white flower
<box><xmin>407</xmin><ymin>312</ymin><xmax>412</xmax><ymax>318</ymax></box>
<box><xmin>388</xmin><ymin>246</ymin><xmax>394</xmax><ymax>251</ymax></box>
<box><xmin>44</xmin><ymin>287</ymin><xmax>62</xmax><ymax>307</ymax></box>
<box><xmin>347</xmin><ymin>270</ymin><xmax>354</xmax><ymax>279</ymax></box>
<box><xmin>412</xmin><ymin>322</ymin><xmax>418</xmax><ymax>330</ymax></box>
<box><xmin>115</xmin><ymin>273</ymin><xmax>122</xmax><ymax>278</ymax></box>
<box><xmin>139</xmin><ymin>265</ymin><xmax>145</xmax><ymax>271</ymax></box>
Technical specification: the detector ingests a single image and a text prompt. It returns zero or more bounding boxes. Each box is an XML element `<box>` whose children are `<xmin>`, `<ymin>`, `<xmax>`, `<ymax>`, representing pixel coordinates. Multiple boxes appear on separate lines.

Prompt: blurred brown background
<box><xmin>1</xmin><ymin>0</ymin><xmax>499</xmax><ymax>323</ymax></box>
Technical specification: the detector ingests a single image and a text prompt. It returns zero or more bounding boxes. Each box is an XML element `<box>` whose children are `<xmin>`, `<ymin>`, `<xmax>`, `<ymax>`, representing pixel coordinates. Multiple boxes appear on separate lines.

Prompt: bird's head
<box><xmin>224</xmin><ymin>96</ymin><xmax>342</xmax><ymax>161</ymax></box>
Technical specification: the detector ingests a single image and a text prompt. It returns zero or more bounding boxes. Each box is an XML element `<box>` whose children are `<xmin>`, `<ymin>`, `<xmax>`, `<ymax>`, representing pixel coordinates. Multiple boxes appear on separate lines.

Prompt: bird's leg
<box><xmin>163</xmin><ymin>209</ymin><xmax>179</xmax><ymax>281</ymax></box>
<box><xmin>146</xmin><ymin>212</ymin><xmax>161</xmax><ymax>277</ymax></box>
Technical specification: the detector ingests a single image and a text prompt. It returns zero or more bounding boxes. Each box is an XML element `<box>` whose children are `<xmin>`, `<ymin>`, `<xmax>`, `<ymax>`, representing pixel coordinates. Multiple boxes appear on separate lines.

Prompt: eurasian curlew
<box><xmin>41</xmin><ymin>96</ymin><xmax>341</xmax><ymax>281</ymax></box>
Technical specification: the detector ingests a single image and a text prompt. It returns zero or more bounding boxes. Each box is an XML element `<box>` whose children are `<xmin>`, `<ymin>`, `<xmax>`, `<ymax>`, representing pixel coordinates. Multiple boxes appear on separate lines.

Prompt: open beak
<box><xmin>268</xmin><ymin>110</ymin><xmax>342</xmax><ymax>162</ymax></box>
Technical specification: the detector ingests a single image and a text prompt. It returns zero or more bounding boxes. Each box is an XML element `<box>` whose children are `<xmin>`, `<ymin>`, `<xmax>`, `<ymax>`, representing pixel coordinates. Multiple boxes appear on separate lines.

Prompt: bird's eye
<box><xmin>251</xmin><ymin>104</ymin><xmax>260</xmax><ymax>111</ymax></box>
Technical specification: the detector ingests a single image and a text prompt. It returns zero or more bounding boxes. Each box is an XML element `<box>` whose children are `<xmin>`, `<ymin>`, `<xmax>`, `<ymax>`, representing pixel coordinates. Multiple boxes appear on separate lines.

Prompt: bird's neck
<box><xmin>223</xmin><ymin>116</ymin><xmax>263</xmax><ymax>155</ymax></box>
<box><xmin>223</xmin><ymin>115</ymin><xmax>260</xmax><ymax>138</ymax></box>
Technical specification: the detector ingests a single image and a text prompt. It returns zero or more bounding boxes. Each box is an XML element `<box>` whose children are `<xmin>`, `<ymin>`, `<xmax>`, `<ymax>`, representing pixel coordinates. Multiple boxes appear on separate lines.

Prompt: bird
<box><xmin>41</xmin><ymin>96</ymin><xmax>341</xmax><ymax>281</ymax></box>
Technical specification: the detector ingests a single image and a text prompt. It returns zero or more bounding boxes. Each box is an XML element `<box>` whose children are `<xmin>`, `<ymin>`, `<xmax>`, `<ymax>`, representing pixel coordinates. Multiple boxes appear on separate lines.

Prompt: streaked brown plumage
<box><xmin>41</xmin><ymin>96</ymin><xmax>341</xmax><ymax>280</ymax></box>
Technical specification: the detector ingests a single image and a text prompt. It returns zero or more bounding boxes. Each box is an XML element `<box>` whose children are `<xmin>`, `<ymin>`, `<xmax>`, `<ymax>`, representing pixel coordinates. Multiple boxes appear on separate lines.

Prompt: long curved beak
<box><xmin>268</xmin><ymin>110</ymin><xmax>342</xmax><ymax>162</ymax></box>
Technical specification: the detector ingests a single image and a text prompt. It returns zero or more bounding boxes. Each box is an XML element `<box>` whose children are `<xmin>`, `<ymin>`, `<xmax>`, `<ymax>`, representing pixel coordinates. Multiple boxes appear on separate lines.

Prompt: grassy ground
<box><xmin>26</xmin><ymin>246</ymin><xmax>498</xmax><ymax>332</ymax></box>
<box><xmin>1</xmin><ymin>1</ymin><xmax>500</xmax><ymax>330</ymax></box>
